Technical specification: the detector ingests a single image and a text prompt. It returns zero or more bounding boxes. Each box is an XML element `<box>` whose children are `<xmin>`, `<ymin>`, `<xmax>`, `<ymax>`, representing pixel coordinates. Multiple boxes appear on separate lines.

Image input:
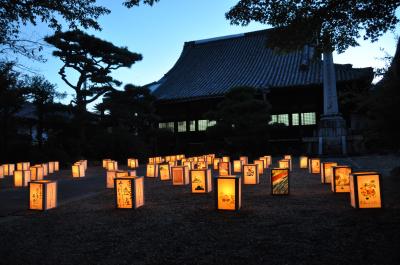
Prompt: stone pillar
<box><xmin>318</xmin><ymin>51</ymin><xmax>347</xmax><ymax>155</ymax></box>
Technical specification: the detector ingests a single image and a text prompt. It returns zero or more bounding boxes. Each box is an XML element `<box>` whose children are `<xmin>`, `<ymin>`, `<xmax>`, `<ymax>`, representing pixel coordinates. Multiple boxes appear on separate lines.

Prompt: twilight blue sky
<box><xmin>16</xmin><ymin>0</ymin><xmax>400</xmax><ymax>109</ymax></box>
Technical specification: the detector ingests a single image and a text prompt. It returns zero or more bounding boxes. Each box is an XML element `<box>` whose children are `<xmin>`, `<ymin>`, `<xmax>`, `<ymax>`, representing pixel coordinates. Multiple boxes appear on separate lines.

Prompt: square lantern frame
<box><xmin>146</xmin><ymin>164</ymin><xmax>159</xmax><ymax>178</ymax></box>
<box><xmin>214</xmin><ymin>175</ymin><xmax>241</xmax><ymax>211</ymax></box>
<box><xmin>171</xmin><ymin>166</ymin><xmax>190</xmax><ymax>185</ymax></box>
<box><xmin>309</xmin><ymin>158</ymin><xmax>321</xmax><ymax>174</ymax></box>
<box><xmin>29</xmin><ymin>180</ymin><xmax>57</xmax><ymax>211</ymax></box>
<box><xmin>331</xmin><ymin>166</ymin><xmax>352</xmax><ymax>193</ymax></box>
<box><xmin>350</xmin><ymin>172</ymin><xmax>383</xmax><ymax>209</ymax></box>
<box><xmin>243</xmin><ymin>164</ymin><xmax>259</xmax><ymax>185</ymax></box>
<box><xmin>114</xmin><ymin>176</ymin><xmax>145</xmax><ymax>209</ymax></box>
<box><xmin>14</xmin><ymin>170</ymin><xmax>31</xmax><ymax>187</ymax></box>
<box><xmin>30</xmin><ymin>165</ymin><xmax>44</xmax><ymax>181</ymax></box>
<box><xmin>190</xmin><ymin>169</ymin><xmax>212</xmax><ymax>193</ymax></box>
<box><xmin>271</xmin><ymin>168</ymin><xmax>290</xmax><ymax>195</ymax></box>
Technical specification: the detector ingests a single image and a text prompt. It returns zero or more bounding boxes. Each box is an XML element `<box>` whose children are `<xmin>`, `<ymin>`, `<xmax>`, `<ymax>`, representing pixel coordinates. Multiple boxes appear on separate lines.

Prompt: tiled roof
<box><xmin>152</xmin><ymin>29</ymin><xmax>373</xmax><ymax>101</ymax></box>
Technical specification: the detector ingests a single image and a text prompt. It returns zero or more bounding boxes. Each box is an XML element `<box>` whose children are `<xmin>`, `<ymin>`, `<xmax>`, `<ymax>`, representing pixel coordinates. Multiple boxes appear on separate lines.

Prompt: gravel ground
<box><xmin>0</xmin><ymin>156</ymin><xmax>399</xmax><ymax>265</ymax></box>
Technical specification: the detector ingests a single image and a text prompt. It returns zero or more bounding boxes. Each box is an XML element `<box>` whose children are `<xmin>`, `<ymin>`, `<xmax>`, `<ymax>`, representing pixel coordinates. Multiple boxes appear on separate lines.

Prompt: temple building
<box><xmin>150</xmin><ymin>29</ymin><xmax>373</xmax><ymax>154</ymax></box>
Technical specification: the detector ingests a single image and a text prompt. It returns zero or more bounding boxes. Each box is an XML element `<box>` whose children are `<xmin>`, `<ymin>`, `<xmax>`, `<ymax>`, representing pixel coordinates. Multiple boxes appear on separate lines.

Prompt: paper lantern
<box><xmin>259</xmin><ymin>157</ymin><xmax>268</xmax><ymax>169</ymax></box>
<box><xmin>218</xmin><ymin>161</ymin><xmax>231</xmax><ymax>176</ymax></box>
<box><xmin>107</xmin><ymin>170</ymin><xmax>128</xmax><ymax>188</ymax></box>
<box><xmin>239</xmin><ymin>156</ymin><xmax>248</xmax><ymax>165</ymax></box>
<box><xmin>254</xmin><ymin>160</ymin><xmax>264</xmax><ymax>174</ymax></box>
<box><xmin>299</xmin><ymin>156</ymin><xmax>308</xmax><ymax>169</ymax></box>
<box><xmin>42</xmin><ymin>163</ymin><xmax>48</xmax><ymax>176</ymax></box>
<box><xmin>243</xmin><ymin>164</ymin><xmax>259</xmax><ymax>184</ymax></box>
<box><xmin>80</xmin><ymin>160</ymin><xmax>88</xmax><ymax>170</ymax></box>
<box><xmin>191</xmin><ymin>169</ymin><xmax>212</xmax><ymax>193</ymax></box>
<box><xmin>129</xmin><ymin>170</ymin><xmax>136</xmax><ymax>176</ymax></box>
<box><xmin>54</xmin><ymin>161</ymin><xmax>59</xmax><ymax>171</ymax></box>
<box><xmin>102</xmin><ymin>159</ymin><xmax>111</xmax><ymax>168</ymax></box>
<box><xmin>281</xmin><ymin>158</ymin><xmax>293</xmax><ymax>171</ymax></box>
<box><xmin>127</xmin><ymin>158</ymin><xmax>139</xmax><ymax>169</ymax></box>
<box><xmin>14</xmin><ymin>170</ymin><xmax>31</xmax><ymax>187</ymax></box>
<box><xmin>215</xmin><ymin>176</ymin><xmax>241</xmax><ymax>211</ymax></box>
<box><xmin>0</xmin><ymin>166</ymin><xmax>3</xmax><ymax>179</ymax></box>
<box><xmin>183</xmin><ymin>161</ymin><xmax>194</xmax><ymax>170</ymax></box>
<box><xmin>149</xmin><ymin>157</ymin><xmax>155</xmax><ymax>164</ymax></box>
<box><xmin>309</xmin><ymin>158</ymin><xmax>321</xmax><ymax>174</ymax></box>
<box><xmin>29</xmin><ymin>180</ymin><xmax>57</xmax><ymax>210</ymax></box>
<box><xmin>30</xmin><ymin>165</ymin><xmax>44</xmax><ymax>181</ymax></box>
<box><xmin>321</xmin><ymin>162</ymin><xmax>338</xmax><ymax>184</ymax></box>
<box><xmin>3</xmin><ymin>164</ymin><xmax>15</xmax><ymax>176</ymax></box>
<box><xmin>196</xmin><ymin>160</ymin><xmax>208</xmax><ymax>170</ymax></box>
<box><xmin>331</xmin><ymin>166</ymin><xmax>352</xmax><ymax>193</ymax></box>
<box><xmin>222</xmin><ymin>156</ymin><xmax>230</xmax><ymax>162</ymax></box>
<box><xmin>17</xmin><ymin>162</ymin><xmax>30</xmax><ymax>171</ymax></box>
<box><xmin>106</xmin><ymin>161</ymin><xmax>118</xmax><ymax>171</ymax></box>
<box><xmin>206</xmin><ymin>155</ymin><xmax>214</xmax><ymax>165</ymax></box>
<box><xmin>284</xmin><ymin>155</ymin><xmax>292</xmax><ymax>160</ymax></box>
<box><xmin>350</xmin><ymin>172</ymin><xmax>382</xmax><ymax>208</ymax></box>
<box><xmin>159</xmin><ymin>163</ymin><xmax>171</xmax><ymax>181</ymax></box>
<box><xmin>146</xmin><ymin>164</ymin><xmax>159</xmax><ymax>178</ymax></box>
<box><xmin>172</xmin><ymin>166</ymin><xmax>190</xmax><ymax>185</ymax></box>
<box><xmin>115</xmin><ymin>176</ymin><xmax>144</xmax><ymax>209</ymax></box>
<box><xmin>213</xmin><ymin>158</ymin><xmax>221</xmax><ymax>170</ymax></box>
<box><xmin>266</xmin><ymin>156</ymin><xmax>272</xmax><ymax>168</ymax></box>
<box><xmin>233</xmin><ymin>160</ymin><xmax>243</xmax><ymax>173</ymax></box>
<box><xmin>72</xmin><ymin>163</ymin><xmax>85</xmax><ymax>178</ymax></box>
<box><xmin>48</xmin><ymin>162</ymin><xmax>54</xmax><ymax>174</ymax></box>
<box><xmin>278</xmin><ymin>159</ymin><xmax>290</xmax><ymax>170</ymax></box>
<box><xmin>271</xmin><ymin>168</ymin><xmax>290</xmax><ymax>195</ymax></box>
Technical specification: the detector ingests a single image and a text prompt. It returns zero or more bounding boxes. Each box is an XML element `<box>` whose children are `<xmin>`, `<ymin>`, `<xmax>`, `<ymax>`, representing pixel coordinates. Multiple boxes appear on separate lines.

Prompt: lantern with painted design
<box><xmin>271</xmin><ymin>168</ymin><xmax>290</xmax><ymax>195</ymax></box>
<box><xmin>309</xmin><ymin>158</ymin><xmax>321</xmax><ymax>174</ymax></box>
<box><xmin>159</xmin><ymin>163</ymin><xmax>171</xmax><ymax>181</ymax></box>
<box><xmin>14</xmin><ymin>170</ymin><xmax>31</xmax><ymax>187</ymax></box>
<box><xmin>115</xmin><ymin>176</ymin><xmax>144</xmax><ymax>209</ymax></box>
<box><xmin>299</xmin><ymin>156</ymin><xmax>308</xmax><ymax>169</ymax></box>
<box><xmin>191</xmin><ymin>169</ymin><xmax>212</xmax><ymax>193</ymax></box>
<box><xmin>350</xmin><ymin>172</ymin><xmax>382</xmax><ymax>208</ymax></box>
<box><xmin>172</xmin><ymin>166</ymin><xmax>190</xmax><ymax>185</ymax></box>
<box><xmin>243</xmin><ymin>164</ymin><xmax>259</xmax><ymax>184</ymax></box>
<box><xmin>233</xmin><ymin>160</ymin><xmax>243</xmax><ymax>173</ymax></box>
<box><xmin>331</xmin><ymin>166</ymin><xmax>352</xmax><ymax>193</ymax></box>
<box><xmin>146</xmin><ymin>164</ymin><xmax>158</xmax><ymax>178</ymax></box>
<box><xmin>30</xmin><ymin>165</ymin><xmax>44</xmax><ymax>180</ymax></box>
<box><xmin>321</xmin><ymin>162</ymin><xmax>338</xmax><ymax>184</ymax></box>
<box><xmin>218</xmin><ymin>161</ymin><xmax>231</xmax><ymax>176</ymax></box>
<box><xmin>29</xmin><ymin>180</ymin><xmax>57</xmax><ymax>210</ymax></box>
<box><xmin>215</xmin><ymin>175</ymin><xmax>241</xmax><ymax>211</ymax></box>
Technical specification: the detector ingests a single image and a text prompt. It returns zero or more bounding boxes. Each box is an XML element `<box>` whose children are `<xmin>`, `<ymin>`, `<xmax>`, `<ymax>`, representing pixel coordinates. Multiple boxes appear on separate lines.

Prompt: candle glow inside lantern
<box><xmin>213</xmin><ymin>158</ymin><xmax>221</xmax><ymax>170</ymax></box>
<box><xmin>191</xmin><ymin>169</ymin><xmax>212</xmax><ymax>193</ymax></box>
<box><xmin>243</xmin><ymin>164</ymin><xmax>259</xmax><ymax>184</ymax></box>
<box><xmin>48</xmin><ymin>162</ymin><xmax>54</xmax><ymax>174</ymax></box>
<box><xmin>146</xmin><ymin>164</ymin><xmax>159</xmax><ymax>178</ymax></box>
<box><xmin>30</xmin><ymin>165</ymin><xmax>44</xmax><ymax>181</ymax></box>
<box><xmin>260</xmin><ymin>157</ymin><xmax>268</xmax><ymax>169</ymax></box>
<box><xmin>107</xmin><ymin>161</ymin><xmax>118</xmax><ymax>171</ymax></box>
<box><xmin>321</xmin><ymin>162</ymin><xmax>338</xmax><ymax>184</ymax></box>
<box><xmin>14</xmin><ymin>170</ymin><xmax>31</xmax><ymax>187</ymax></box>
<box><xmin>271</xmin><ymin>168</ymin><xmax>290</xmax><ymax>195</ymax></box>
<box><xmin>222</xmin><ymin>156</ymin><xmax>230</xmax><ymax>162</ymax></box>
<box><xmin>218</xmin><ymin>161</ymin><xmax>231</xmax><ymax>176</ymax></box>
<box><xmin>102</xmin><ymin>159</ymin><xmax>111</xmax><ymax>168</ymax></box>
<box><xmin>128</xmin><ymin>158</ymin><xmax>139</xmax><ymax>169</ymax></box>
<box><xmin>206</xmin><ymin>155</ymin><xmax>214</xmax><ymax>165</ymax></box>
<box><xmin>254</xmin><ymin>160</ymin><xmax>264</xmax><ymax>174</ymax></box>
<box><xmin>42</xmin><ymin>163</ymin><xmax>48</xmax><ymax>176</ymax></box>
<box><xmin>239</xmin><ymin>156</ymin><xmax>248</xmax><ymax>165</ymax></box>
<box><xmin>331</xmin><ymin>166</ymin><xmax>352</xmax><ymax>193</ymax></box>
<box><xmin>215</xmin><ymin>175</ymin><xmax>241</xmax><ymax>211</ymax></box>
<box><xmin>107</xmin><ymin>170</ymin><xmax>128</xmax><ymax>188</ymax></box>
<box><xmin>278</xmin><ymin>159</ymin><xmax>290</xmax><ymax>170</ymax></box>
<box><xmin>300</xmin><ymin>156</ymin><xmax>308</xmax><ymax>169</ymax></box>
<box><xmin>350</xmin><ymin>172</ymin><xmax>382</xmax><ymax>208</ymax></box>
<box><xmin>54</xmin><ymin>161</ymin><xmax>59</xmax><ymax>171</ymax></box>
<box><xmin>309</xmin><ymin>158</ymin><xmax>321</xmax><ymax>174</ymax></box>
<box><xmin>115</xmin><ymin>176</ymin><xmax>144</xmax><ymax>209</ymax></box>
<box><xmin>17</xmin><ymin>162</ymin><xmax>30</xmax><ymax>171</ymax></box>
<box><xmin>172</xmin><ymin>166</ymin><xmax>190</xmax><ymax>185</ymax></box>
<box><xmin>72</xmin><ymin>163</ymin><xmax>85</xmax><ymax>178</ymax></box>
<box><xmin>233</xmin><ymin>160</ymin><xmax>243</xmax><ymax>173</ymax></box>
<box><xmin>183</xmin><ymin>161</ymin><xmax>194</xmax><ymax>170</ymax></box>
<box><xmin>196</xmin><ymin>161</ymin><xmax>207</xmax><ymax>170</ymax></box>
<box><xmin>29</xmin><ymin>180</ymin><xmax>57</xmax><ymax>210</ymax></box>
<box><xmin>159</xmin><ymin>163</ymin><xmax>171</xmax><ymax>181</ymax></box>
<box><xmin>3</xmin><ymin>164</ymin><xmax>15</xmax><ymax>176</ymax></box>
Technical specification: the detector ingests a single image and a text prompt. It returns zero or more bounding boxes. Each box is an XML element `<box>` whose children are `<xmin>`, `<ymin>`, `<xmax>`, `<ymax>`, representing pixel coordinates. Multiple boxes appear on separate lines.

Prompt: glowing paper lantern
<box><xmin>218</xmin><ymin>161</ymin><xmax>231</xmax><ymax>176</ymax></box>
<box><xmin>172</xmin><ymin>166</ymin><xmax>190</xmax><ymax>185</ymax></box>
<box><xmin>72</xmin><ymin>163</ymin><xmax>85</xmax><ymax>178</ymax></box>
<box><xmin>183</xmin><ymin>161</ymin><xmax>194</xmax><ymax>170</ymax></box>
<box><xmin>129</xmin><ymin>170</ymin><xmax>136</xmax><ymax>177</ymax></box>
<box><xmin>213</xmin><ymin>158</ymin><xmax>221</xmax><ymax>170</ymax></box>
<box><xmin>284</xmin><ymin>155</ymin><xmax>292</xmax><ymax>160</ymax></box>
<box><xmin>215</xmin><ymin>176</ymin><xmax>241</xmax><ymax>211</ymax></box>
<box><xmin>80</xmin><ymin>160</ymin><xmax>88</xmax><ymax>170</ymax></box>
<box><xmin>42</xmin><ymin>163</ymin><xmax>48</xmax><ymax>176</ymax></box>
<box><xmin>3</xmin><ymin>164</ymin><xmax>15</xmax><ymax>176</ymax></box>
<box><xmin>191</xmin><ymin>169</ymin><xmax>212</xmax><ymax>193</ymax></box>
<box><xmin>299</xmin><ymin>156</ymin><xmax>308</xmax><ymax>169</ymax></box>
<box><xmin>233</xmin><ymin>160</ymin><xmax>243</xmax><ymax>173</ymax></box>
<box><xmin>128</xmin><ymin>158</ymin><xmax>139</xmax><ymax>169</ymax></box>
<box><xmin>271</xmin><ymin>168</ymin><xmax>290</xmax><ymax>195</ymax></box>
<box><xmin>30</xmin><ymin>165</ymin><xmax>44</xmax><ymax>181</ymax></box>
<box><xmin>222</xmin><ymin>156</ymin><xmax>230</xmax><ymax>162</ymax></box>
<box><xmin>206</xmin><ymin>155</ymin><xmax>214</xmax><ymax>165</ymax></box>
<box><xmin>107</xmin><ymin>161</ymin><xmax>118</xmax><ymax>171</ymax></box>
<box><xmin>48</xmin><ymin>162</ymin><xmax>54</xmax><ymax>174</ymax></box>
<box><xmin>54</xmin><ymin>161</ymin><xmax>59</xmax><ymax>171</ymax></box>
<box><xmin>309</xmin><ymin>158</ymin><xmax>321</xmax><ymax>174</ymax></box>
<box><xmin>254</xmin><ymin>160</ymin><xmax>264</xmax><ymax>174</ymax></box>
<box><xmin>17</xmin><ymin>162</ymin><xmax>30</xmax><ymax>171</ymax></box>
<box><xmin>331</xmin><ymin>166</ymin><xmax>352</xmax><ymax>193</ymax></box>
<box><xmin>259</xmin><ymin>157</ymin><xmax>268</xmax><ymax>169</ymax></box>
<box><xmin>14</xmin><ymin>170</ymin><xmax>31</xmax><ymax>187</ymax></box>
<box><xmin>196</xmin><ymin>160</ymin><xmax>208</xmax><ymax>170</ymax></box>
<box><xmin>102</xmin><ymin>159</ymin><xmax>111</xmax><ymax>168</ymax></box>
<box><xmin>29</xmin><ymin>180</ymin><xmax>57</xmax><ymax>210</ymax></box>
<box><xmin>278</xmin><ymin>159</ymin><xmax>290</xmax><ymax>170</ymax></box>
<box><xmin>239</xmin><ymin>156</ymin><xmax>248</xmax><ymax>165</ymax></box>
<box><xmin>350</xmin><ymin>172</ymin><xmax>382</xmax><ymax>208</ymax></box>
<box><xmin>107</xmin><ymin>170</ymin><xmax>128</xmax><ymax>188</ymax></box>
<box><xmin>159</xmin><ymin>163</ymin><xmax>171</xmax><ymax>181</ymax></box>
<box><xmin>243</xmin><ymin>164</ymin><xmax>259</xmax><ymax>185</ymax></box>
<box><xmin>146</xmin><ymin>164</ymin><xmax>159</xmax><ymax>178</ymax></box>
<box><xmin>115</xmin><ymin>176</ymin><xmax>144</xmax><ymax>209</ymax></box>
<box><xmin>0</xmin><ymin>166</ymin><xmax>3</xmax><ymax>179</ymax></box>
<box><xmin>321</xmin><ymin>162</ymin><xmax>338</xmax><ymax>184</ymax></box>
